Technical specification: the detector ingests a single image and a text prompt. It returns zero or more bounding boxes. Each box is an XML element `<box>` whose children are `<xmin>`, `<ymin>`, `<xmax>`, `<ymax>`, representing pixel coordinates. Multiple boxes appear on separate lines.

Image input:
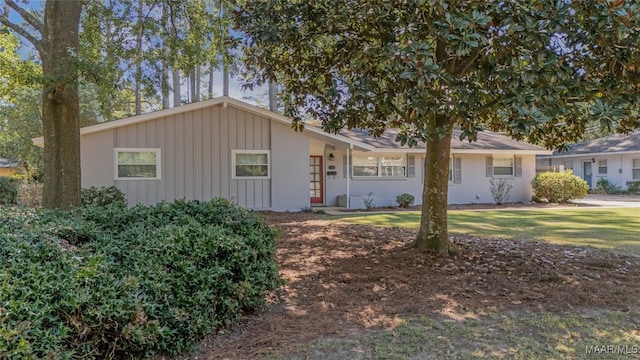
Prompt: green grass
<box><xmin>333</xmin><ymin>208</ymin><xmax>640</xmax><ymax>253</ymax></box>
<box><xmin>279</xmin><ymin>309</ymin><xmax>640</xmax><ymax>360</ymax></box>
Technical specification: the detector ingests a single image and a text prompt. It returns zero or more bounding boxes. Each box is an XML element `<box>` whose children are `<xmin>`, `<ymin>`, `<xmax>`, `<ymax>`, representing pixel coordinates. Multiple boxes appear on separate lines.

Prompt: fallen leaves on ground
<box><xmin>175</xmin><ymin>211</ymin><xmax>640</xmax><ymax>359</ymax></box>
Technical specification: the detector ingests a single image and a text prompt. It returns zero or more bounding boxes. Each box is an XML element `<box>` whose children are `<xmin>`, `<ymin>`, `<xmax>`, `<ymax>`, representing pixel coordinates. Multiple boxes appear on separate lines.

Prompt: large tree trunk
<box><xmin>414</xmin><ymin>117</ymin><xmax>456</xmax><ymax>256</ymax></box>
<box><xmin>41</xmin><ymin>1</ymin><xmax>83</xmax><ymax>209</ymax></box>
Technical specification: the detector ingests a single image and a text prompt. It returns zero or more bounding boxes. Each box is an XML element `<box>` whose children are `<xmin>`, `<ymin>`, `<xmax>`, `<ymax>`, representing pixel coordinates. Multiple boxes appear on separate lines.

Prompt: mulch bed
<box><xmin>177</xmin><ymin>210</ymin><xmax>640</xmax><ymax>359</ymax></box>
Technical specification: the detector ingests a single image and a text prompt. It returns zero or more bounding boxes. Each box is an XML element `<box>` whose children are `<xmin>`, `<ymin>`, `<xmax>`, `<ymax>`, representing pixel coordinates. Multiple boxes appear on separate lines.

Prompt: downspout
<box><xmin>346</xmin><ymin>145</ymin><xmax>352</xmax><ymax>208</ymax></box>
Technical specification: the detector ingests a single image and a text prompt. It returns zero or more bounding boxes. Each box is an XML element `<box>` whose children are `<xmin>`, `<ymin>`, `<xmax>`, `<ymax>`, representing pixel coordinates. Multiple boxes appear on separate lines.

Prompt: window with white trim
<box><xmin>493</xmin><ymin>156</ymin><xmax>514</xmax><ymax>176</ymax></box>
<box><xmin>598</xmin><ymin>159</ymin><xmax>607</xmax><ymax>175</ymax></box>
<box><xmin>633</xmin><ymin>159</ymin><xmax>640</xmax><ymax>180</ymax></box>
<box><xmin>352</xmin><ymin>154</ymin><xmax>406</xmax><ymax>177</ymax></box>
<box><xmin>115</xmin><ymin>148</ymin><xmax>161</xmax><ymax>180</ymax></box>
<box><xmin>232</xmin><ymin>150</ymin><xmax>270</xmax><ymax>179</ymax></box>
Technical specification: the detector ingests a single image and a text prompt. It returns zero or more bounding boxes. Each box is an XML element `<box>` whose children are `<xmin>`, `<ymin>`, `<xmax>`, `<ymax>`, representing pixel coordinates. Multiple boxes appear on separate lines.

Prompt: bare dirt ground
<box><xmin>177</xmin><ymin>205</ymin><xmax>640</xmax><ymax>359</ymax></box>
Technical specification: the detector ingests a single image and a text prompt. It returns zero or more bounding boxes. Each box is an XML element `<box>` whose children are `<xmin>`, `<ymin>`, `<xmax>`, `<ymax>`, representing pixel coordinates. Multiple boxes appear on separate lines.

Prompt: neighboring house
<box><xmin>0</xmin><ymin>158</ymin><xmax>21</xmax><ymax>177</ymax></box>
<box><xmin>33</xmin><ymin>97</ymin><xmax>551</xmax><ymax>210</ymax></box>
<box><xmin>537</xmin><ymin>132</ymin><xmax>640</xmax><ymax>189</ymax></box>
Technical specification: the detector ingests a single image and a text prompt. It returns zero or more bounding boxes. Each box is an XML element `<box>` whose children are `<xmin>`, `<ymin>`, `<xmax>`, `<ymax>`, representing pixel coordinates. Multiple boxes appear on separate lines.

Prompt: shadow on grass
<box><xmin>335</xmin><ymin>208</ymin><xmax>640</xmax><ymax>254</ymax></box>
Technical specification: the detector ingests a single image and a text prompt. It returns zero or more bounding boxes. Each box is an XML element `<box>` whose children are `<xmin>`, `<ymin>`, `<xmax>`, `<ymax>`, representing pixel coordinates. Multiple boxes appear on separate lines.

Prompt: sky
<box><xmin>3</xmin><ymin>0</ymin><xmax>264</xmax><ymax>109</ymax></box>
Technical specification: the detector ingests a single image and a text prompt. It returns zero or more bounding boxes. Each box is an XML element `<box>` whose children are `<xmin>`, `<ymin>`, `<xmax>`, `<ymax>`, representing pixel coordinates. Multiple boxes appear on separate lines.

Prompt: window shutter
<box><xmin>486</xmin><ymin>156</ymin><xmax>493</xmax><ymax>177</ymax></box>
<box><xmin>421</xmin><ymin>157</ymin><xmax>424</xmax><ymax>184</ymax></box>
<box><xmin>407</xmin><ymin>155</ymin><xmax>415</xmax><ymax>177</ymax></box>
<box><xmin>515</xmin><ymin>156</ymin><xmax>523</xmax><ymax>177</ymax></box>
<box><xmin>454</xmin><ymin>156</ymin><xmax>462</xmax><ymax>184</ymax></box>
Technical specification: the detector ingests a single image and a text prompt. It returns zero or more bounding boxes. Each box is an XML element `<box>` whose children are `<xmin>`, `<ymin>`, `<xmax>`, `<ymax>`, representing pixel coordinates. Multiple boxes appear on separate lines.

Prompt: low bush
<box><xmin>81</xmin><ymin>186</ymin><xmax>127</xmax><ymax>208</ymax></box>
<box><xmin>592</xmin><ymin>178</ymin><xmax>625</xmax><ymax>195</ymax></box>
<box><xmin>626</xmin><ymin>181</ymin><xmax>640</xmax><ymax>195</ymax></box>
<box><xmin>0</xmin><ymin>199</ymin><xmax>283</xmax><ymax>358</ymax></box>
<box><xmin>0</xmin><ymin>176</ymin><xmax>18</xmax><ymax>205</ymax></box>
<box><xmin>489</xmin><ymin>177</ymin><xmax>513</xmax><ymax>205</ymax></box>
<box><xmin>396</xmin><ymin>193</ymin><xmax>415</xmax><ymax>208</ymax></box>
<box><xmin>531</xmin><ymin>170</ymin><xmax>589</xmax><ymax>203</ymax></box>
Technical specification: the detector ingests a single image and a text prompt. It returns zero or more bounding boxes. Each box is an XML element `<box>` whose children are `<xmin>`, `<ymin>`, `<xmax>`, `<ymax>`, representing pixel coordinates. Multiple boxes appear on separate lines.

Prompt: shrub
<box><xmin>627</xmin><ymin>181</ymin><xmax>640</xmax><ymax>195</ymax></box>
<box><xmin>396</xmin><ymin>193</ymin><xmax>415</xmax><ymax>208</ymax></box>
<box><xmin>489</xmin><ymin>177</ymin><xmax>513</xmax><ymax>205</ymax></box>
<box><xmin>0</xmin><ymin>176</ymin><xmax>18</xmax><ymax>205</ymax></box>
<box><xmin>363</xmin><ymin>191</ymin><xmax>375</xmax><ymax>210</ymax></box>
<box><xmin>531</xmin><ymin>170</ymin><xmax>589</xmax><ymax>203</ymax></box>
<box><xmin>0</xmin><ymin>199</ymin><xmax>283</xmax><ymax>358</ymax></box>
<box><xmin>81</xmin><ymin>186</ymin><xmax>127</xmax><ymax>208</ymax></box>
<box><xmin>592</xmin><ymin>178</ymin><xmax>624</xmax><ymax>195</ymax></box>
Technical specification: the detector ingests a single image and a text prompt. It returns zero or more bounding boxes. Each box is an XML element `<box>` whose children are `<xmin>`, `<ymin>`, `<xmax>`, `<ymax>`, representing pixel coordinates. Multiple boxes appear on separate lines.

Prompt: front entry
<box><xmin>310</xmin><ymin>156</ymin><xmax>323</xmax><ymax>204</ymax></box>
<box><xmin>583</xmin><ymin>161</ymin><xmax>593</xmax><ymax>188</ymax></box>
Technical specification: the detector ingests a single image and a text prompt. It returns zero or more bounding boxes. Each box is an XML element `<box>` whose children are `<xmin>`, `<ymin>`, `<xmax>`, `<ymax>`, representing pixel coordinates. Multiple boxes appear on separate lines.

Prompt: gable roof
<box><xmin>539</xmin><ymin>131</ymin><xmax>640</xmax><ymax>158</ymax></box>
<box><xmin>32</xmin><ymin>96</ymin><xmax>550</xmax><ymax>155</ymax></box>
<box><xmin>32</xmin><ymin>96</ymin><xmax>374</xmax><ymax>151</ymax></box>
<box><xmin>0</xmin><ymin>158</ymin><xmax>20</xmax><ymax>168</ymax></box>
<box><xmin>340</xmin><ymin>128</ymin><xmax>551</xmax><ymax>154</ymax></box>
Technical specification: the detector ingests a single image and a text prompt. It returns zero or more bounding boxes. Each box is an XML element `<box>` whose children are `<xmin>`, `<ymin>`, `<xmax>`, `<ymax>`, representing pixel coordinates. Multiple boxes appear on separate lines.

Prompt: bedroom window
<box><xmin>352</xmin><ymin>155</ymin><xmax>406</xmax><ymax>177</ymax></box>
<box><xmin>115</xmin><ymin>148</ymin><xmax>161</xmax><ymax>180</ymax></box>
<box><xmin>493</xmin><ymin>156</ymin><xmax>514</xmax><ymax>176</ymax></box>
<box><xmin>232</xmin><ymin>150</ymin><xmax>270</xmax><ymax>179</ymax></box>
<box><xmin>598</xmin><ymin>159</ymin><xmax>607</xmax><ymax>175</ymax></box>
<box><xmin>633</xmin><ymin>159</ymin><xmax>640</xmax><ymax>180</ymax></box>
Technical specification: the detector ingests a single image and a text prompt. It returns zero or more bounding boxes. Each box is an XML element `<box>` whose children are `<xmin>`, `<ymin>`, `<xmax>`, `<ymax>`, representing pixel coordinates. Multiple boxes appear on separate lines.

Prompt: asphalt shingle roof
<box><xmin>0</xmin><ymin>158</ymin><xmax>20</xmax><ymax>168</ymax></box>
<box><xmin>548</xmin><ymin>132</ymin><xmax>640</xmax><ymax>156</ymax></box>
<box><xmin>339</xmin><ymin>128</ymin><xmax>546</xmax><ymax>151</ymax></box>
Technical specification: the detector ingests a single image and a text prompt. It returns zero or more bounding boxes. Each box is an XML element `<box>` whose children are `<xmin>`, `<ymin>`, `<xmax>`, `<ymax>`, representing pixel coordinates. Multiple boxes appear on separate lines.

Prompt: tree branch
<box><xmin>0</xmin><ymin>13</ymin><xmax>44</xmax><ymax>55</ymax></box>
<box><xmin>457</xmin><ymin>47</ymin><xmax>483</xmax><ymax>76</ymax></box>
<box><xmin>5</xmin><ymin>0</ymin><xmax>43</xmax><ymax>35</ymax></box>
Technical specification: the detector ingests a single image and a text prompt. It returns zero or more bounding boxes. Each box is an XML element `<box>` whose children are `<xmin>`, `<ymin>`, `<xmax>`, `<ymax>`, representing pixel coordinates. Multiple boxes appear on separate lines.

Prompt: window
<box><xmin>633</xmin><ymin>159</ymin><xmax>640</xmax><ymax>180</ymax></box>
<box><xmin>493</xmin><ymin>156</ymin><xmax>514</xmax><ymax>176</ymax></box>
<box><xmin>115</xmin><ymin>148</ymin><xmax>161</xmax><ymax>180</ymax></box>
<box><xmin>352</xmin><ymin>154</ymin><xmax>406</xmax><ymax>177</ymax></box>
<box><xmin>449</xmin><ymin>156</ymin><xmax>462</xmax><ymax>184</ymax></box>
<box><xmin>598</xmin><ymin>159</ymin><xmax>607</xmax><ymax>175</ymax></box>
<box><xmin>232</xmin><ymin>150</ymin><xmax>270</xmax><ymax>179</ymax></box>
<box><xmin>486</xmin><ymin>155</ymin><xmax>522</xmax><ymax>177</ymax></box>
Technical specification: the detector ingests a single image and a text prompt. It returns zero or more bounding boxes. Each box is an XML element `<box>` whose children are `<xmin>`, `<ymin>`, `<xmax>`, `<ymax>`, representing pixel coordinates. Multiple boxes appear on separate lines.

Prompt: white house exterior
<box><xmin>537</xmin><ymin>132</ymin><xmax>640</xmax><ymax>189</ymax></box>
<box><xmin>34</xmin><ymin>97</ymin><xmax>551</xmax><ymax>210</ymax></box>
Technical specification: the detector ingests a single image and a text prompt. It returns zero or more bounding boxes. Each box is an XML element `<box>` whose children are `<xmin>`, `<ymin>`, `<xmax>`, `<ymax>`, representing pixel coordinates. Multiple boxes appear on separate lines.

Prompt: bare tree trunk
<box><xmin>195</xmin><ymin>65</ymin><xmax>201</xmax><ymax>102</ymax></box>
<box><xmin>41</xmin><ymin>1</ymin><xmax>83</xmax><ymax>209</ymax></box>
<box><xmin>134</xmin><ymin>0</ymin><xmax>143</xmax><ymax>115</ymax></box>
<box><xmin>172</xmin><ymin>69</ymin><xmax>181</xmax><ymax>106</ymax></box>
<box><xmin>268</xmin><ymin>80</ymin><xmax>277</xmax><ymax>112</ymax></box>
<box><xmin>161</xmin><ymin>2</ymin><xmax>170</xmax><ymax>109</ymax></box>
<box><xmin>414</xmin><ymin>116</ymin><xmax>456</xmax><ymax>256</ymax></box>
<box><xmin>208</xmin><ymin>64</ymin><xmax>214</xmax><ymax>98</ymax></box>
<box><xmin>223</xmin><ymin>67</ymin><xmax>229</xmax><ymax>96</ymax></box>
<box><xmin>189</xmin><ymin>68</ymin><xmax>196</xmax><ymax>103</ymax></box>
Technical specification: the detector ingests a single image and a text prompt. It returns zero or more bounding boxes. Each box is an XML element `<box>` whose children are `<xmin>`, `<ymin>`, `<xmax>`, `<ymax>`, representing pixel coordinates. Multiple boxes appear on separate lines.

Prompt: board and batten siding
<box><xmin>110</xmin><ymin>104</ymin><xmax>271</xmax><ymax>208</ymax></box>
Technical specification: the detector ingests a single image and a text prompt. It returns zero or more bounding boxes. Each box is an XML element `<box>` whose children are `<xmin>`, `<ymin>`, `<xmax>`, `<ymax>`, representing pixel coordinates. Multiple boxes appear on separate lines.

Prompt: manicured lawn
<box><xmin>333</xmin><ymin>207</ymin><xmax>640</xmax><ymax>254</ymax></box>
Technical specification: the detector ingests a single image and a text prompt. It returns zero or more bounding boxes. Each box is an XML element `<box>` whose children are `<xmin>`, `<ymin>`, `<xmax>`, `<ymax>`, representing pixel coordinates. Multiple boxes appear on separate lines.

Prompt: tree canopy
<box><xmin>235</xmin><ymin>0</ymin><xmax>640</xmax><ymax>255</ymax></box>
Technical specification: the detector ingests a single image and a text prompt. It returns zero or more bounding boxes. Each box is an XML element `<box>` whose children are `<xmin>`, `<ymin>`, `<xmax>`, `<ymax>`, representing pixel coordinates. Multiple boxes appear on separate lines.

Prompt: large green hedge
<box><xmin>531</xmin><ymin>170</ymin><xmax>589</xmax><ymax>203</ymax></box>
<box><xmin>0</xmin><ymin>199</ymin><xmax>283</xmax><ymax>358</ymax></box>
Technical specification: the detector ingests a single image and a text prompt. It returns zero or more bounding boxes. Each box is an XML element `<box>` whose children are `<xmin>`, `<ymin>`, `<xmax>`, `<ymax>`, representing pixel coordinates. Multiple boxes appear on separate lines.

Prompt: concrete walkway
<box><xmin>574</xmin><ymin>194</ymin><xmax>640</xmax><ymax>208</ymax></box>
<box><xmin>321</xmin><ymin>194</ymin><xmax>640</xmax><ymax>215</ymax></box>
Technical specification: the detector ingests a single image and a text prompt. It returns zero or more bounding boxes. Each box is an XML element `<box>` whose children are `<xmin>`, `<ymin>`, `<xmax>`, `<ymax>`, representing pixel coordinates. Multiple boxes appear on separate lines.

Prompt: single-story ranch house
<box><xmin>34</xmin><ymin>97</ymin><xmax>551</xmax><ymax>210</ymax></box>
<box><xmin>537</xmin><ymin>132</ymin><xmax>640</xmax><ymax>189</ymax></box>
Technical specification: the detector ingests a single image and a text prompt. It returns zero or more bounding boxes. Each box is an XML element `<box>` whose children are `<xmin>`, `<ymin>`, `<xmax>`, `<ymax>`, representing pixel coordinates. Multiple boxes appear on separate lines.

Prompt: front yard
<box><xmin>337</xmin><ymin>207</ymin><xmax>640</xmax><ymax>254</ymax></box>
<box><xmin>191</xmin><ymin>208</ymin><xmax>640</xmax><ymax>359</ymax></box>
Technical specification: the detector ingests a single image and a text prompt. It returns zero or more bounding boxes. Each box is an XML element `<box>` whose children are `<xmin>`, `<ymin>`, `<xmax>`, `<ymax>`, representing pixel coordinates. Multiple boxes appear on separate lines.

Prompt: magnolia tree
<box><xmin>234</xmin><ymin>0</ymin><xmax>640</xmax><ymax>255</ymax></box>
